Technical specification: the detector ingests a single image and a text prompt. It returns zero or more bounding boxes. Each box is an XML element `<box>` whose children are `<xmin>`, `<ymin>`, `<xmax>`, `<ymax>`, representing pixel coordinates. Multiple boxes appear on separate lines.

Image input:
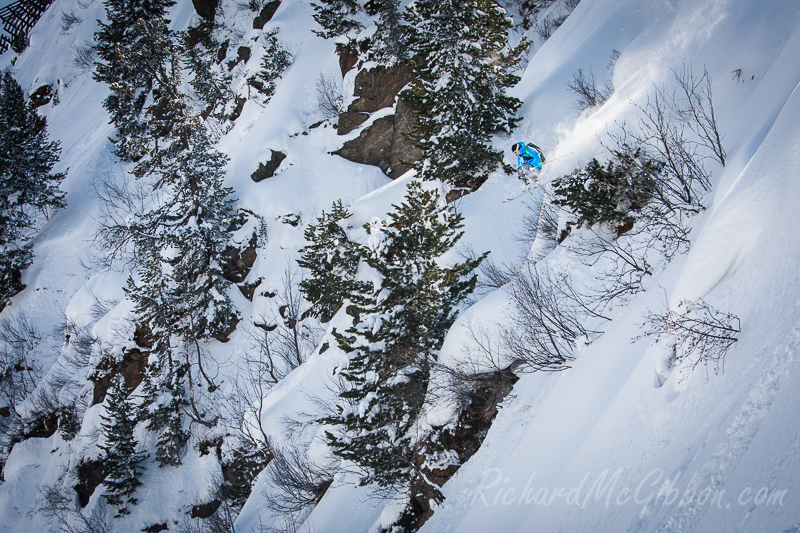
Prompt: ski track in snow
<box><xmin>644</xmin><ymin>319</ymin><xmax>800</xmax><ymax>533</ymax></box>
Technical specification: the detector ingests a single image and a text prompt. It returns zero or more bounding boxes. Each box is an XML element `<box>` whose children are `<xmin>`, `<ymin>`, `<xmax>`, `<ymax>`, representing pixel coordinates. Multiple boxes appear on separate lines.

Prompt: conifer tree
<box><xmin>252</xmin><ymin>29</ymin><xmax>293</xmax><ymax>102</ymax></box>
<box><xmin>94</xmin><ymin>0</ymin><xmax>176</xmax><ymax>161</ymax></box>
<box><xmin>312</xmin><ymin>0</ymin><xmax>408</xmax><ymax>65</ymax></box>
<box><xmin>138</xmin><ymin>363</ymin><xmax>190</xmax><ymax>467</ymax></box>
<box><xmin>297</xmin><ymin>200</ymin><xmax>364</xmax><ymax>323</ymax></box>
<box><xmin>124</xmin><ymin>56</ymin><xmax>239</xmax><ymax>431</ymax></box>
<box><xmin>325</xmin><ymin>181</ymin><xmax>485</xmax><ymax>488</ymax></box>
<box><xmin>311</xmin><ymin>0</ymin><xmax>363</xmax><ymax>39</ymax></box>
<box><xmin>100</xmin><ymin>375</ymin><xmax>148</xmax><ymax>516</ymax></box>
<box><xmin>125</xmin><ymin>122</ymin><xmax>239</xmax><ymax>351</ymax></box>
<box><xmin>403</xmin><ymin>0</ymin><xmax>527</xmax><ymax>189</ymax></box>
<box><xmin>183</xmin><ymin>25</ymin><xmax>233</xmax><ymax>124</ymax></box>
<box><xmin>0</xmin><ymin>72</ymin><xmax>66</xmax><ymax>310</ymax></box>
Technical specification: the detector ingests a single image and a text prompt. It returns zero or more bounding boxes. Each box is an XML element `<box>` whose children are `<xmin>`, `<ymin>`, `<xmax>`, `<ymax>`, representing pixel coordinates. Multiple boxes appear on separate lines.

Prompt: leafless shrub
<box><xmin>222</xmin><ymin>331</ymin><xmax>280</xmax><ymax>453</ymax></box>
<box><xmin>534</xmin><ymin>15</ymin><xmax>556</xmax><ymax>40</ymax></box>
<box><xmin>315</xmin><ymin>72</ymin><xmax>344</xmax><ymax>121</ymax></box>
<box><xmin>567</xmin><ymin>68</ymin><xmax>613</xmax><ymax>111</ymax></box>
<box><xmin>0</xmin><ymin>313</ymin><xmax>43</xmax><ymax>413</ymax></box>
<box><xmin>273</xmin><ymin>264</ymin><xmax>319</xmax><ymax>372</ymax></box>
<box><xmin>637</xmin><ymin>298</ymin><xmax>740</xmax><ymax>374</ymax></box>
<box><xmin>264</xmin><ymin>443</ymin><xmax>335</xmax><ymax>514</ymax></box>
<box><xmin>673</xmin><ymin>66</ymin><xmax>726</xmax><ymax>167</ymax></box>
<box><xmin>93</xmin><ymin>173</ymin><xmax>151</xmax><ymax>266</ymax></box>
<box><xmin>36</xmin><ymin>482</ymin><xmax>112</xmax><ymax>533</ymax></box>
<box><xmin>502</xmin><ymin>264</ymin><xmax>608</xmax><ymax>372</ymax></box>
<box><xmin>478</xmin><ymin>257</ymin><xmax>515</xmax><ymax>291</ymax></box>
<box><xmin>61</xmin><ymin>10</ymin><xmax>83</xmax><ymax>32</ymax></box>
<box><xmin>564</xmin><ymin>67</ymin><xmax>726</xmax><ymax>306</ymax></box>
<box><xmin>72</xmin><ymin>42</ymin><xmax>96</xmax><ymax>72</ymax></box>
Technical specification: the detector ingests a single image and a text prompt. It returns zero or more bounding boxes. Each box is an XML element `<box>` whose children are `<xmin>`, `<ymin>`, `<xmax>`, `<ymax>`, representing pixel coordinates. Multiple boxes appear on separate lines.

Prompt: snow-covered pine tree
<box><xmin>0</xmin><ymin>72</ymin><xmax>66</xmax><ymax>310</ymax></box>
<box><xmin>125</xmin><ymin>121</ymin><xmax>239</xmax><ymax>364</ymax></box>
<box><xmin>99</xmin><ymin>374</ymin><xmax>148</xmax><ymax>516</ymax></box>
<box><xmin>403</xmin><ymin>0</ymin><xmax>527</xmax><ymax>189</ymax></box>
<box><xmin>311</xmin><ymin>0</ymin><xmax>363</xmax><ymax>39</ymax></box>
<box><xmin>94</xmin><ymin>0</ymin><xmax>176</xmax><ymax>161</ymax></box>
<box><xmin>183</xmin><ymin>24</ymin><xmax>233</xmax><ymax>125</ymax></box>
<box><xmin>123</xmin><ymin>49</ymin><xmax>239</xmax><ymax>433</ymax></box>
<box><xmin>365</xmin><ymin>0</ymin><xmax>408</xmax><ymax>64</ymax></box>
<box><xmin>312</xmin><ymin>0</ymin><xmax>408</xmax><ymax>65</ymax></box>
<box><xmin>252</xmin><ymin>29</ymin><xmax>293</xmax><ymax>102</ymax></box>
<box><xmin>297</xmin><ymin>200</ymin><xmax>365</xmax><ymax>323</ymax></box>
<box><xmin>324</xmin><ymin>181</ymin><xmax>486</xmax><ymax>488</ymax></box>
<box><xmin>138</xmin><ymin>362</ymin><xmax>190</xmax><ymax>467</ymax></box>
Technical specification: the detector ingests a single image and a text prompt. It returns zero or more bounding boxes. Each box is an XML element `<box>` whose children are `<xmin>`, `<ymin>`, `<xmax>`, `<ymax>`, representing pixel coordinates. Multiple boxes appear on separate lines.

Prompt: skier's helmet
<box><xmin>512</xmin><ymin>142</ymin><xmax>522</xmax><ymax>155</ymax></box>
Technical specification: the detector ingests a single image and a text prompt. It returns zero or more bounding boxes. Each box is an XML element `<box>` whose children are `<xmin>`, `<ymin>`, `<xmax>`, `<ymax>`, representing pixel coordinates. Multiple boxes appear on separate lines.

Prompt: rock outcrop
<box><xmin>333</xmin><ymin>62</ymin><xmax>423</xmax><ymax>179</ymax></box>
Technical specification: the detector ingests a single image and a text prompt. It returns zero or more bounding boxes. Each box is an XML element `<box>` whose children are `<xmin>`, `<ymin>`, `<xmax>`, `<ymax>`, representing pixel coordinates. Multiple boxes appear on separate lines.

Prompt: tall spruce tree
<box><xmin>100</xmin><ymin>375</ymin><xmax>148</xmax><ymax>516</ymax></box>
<box><xmin>138</xmin><ymin>362</ymin><xmax>190</xmax><ymax>467</ymax></box>
<box><xmin>125</xmin><ymin>123</ymin><xmax>239</xmax><ymax>345</ymax></box>
<box><xmin>297</xmin><ymin>200</ymin><xmax>365</xmax><ymax>323</ymax></box>
<box><xmin>324</xmin><ymin>181</ymin><xmax>485</xmax><ymax>488</ymax></box>
<box><xmin>403</xmin><ymin>0</ymin><xmax>527</xmax><ymax>189</ymax></box>
<box><xmin>0</xmin><ymin>72</ymin><xmax>66</xmax><ymax>310</ymax></box>
<box><xmin>94</xmin><ymin>0</ymin><xmax>176</xmax><ymax>161</ymax></box>
<box><xmin>183</xmin><ymin>24</ymin><xmax>233</xmax><ymax>124</ymax></box>
<box><xmin>312</xmin><ymin>0</ymin><xmax>408</xmax><ymax>64</ymax></box>
<box><xmin>311</xmin><ymin>0</ymin><xmax>363</xmax><ymax>39</ymax></box>
<box><xmin>124</xmin><ymin>52</ymin><xmax>239</xmax><ymax>434</ymax></box>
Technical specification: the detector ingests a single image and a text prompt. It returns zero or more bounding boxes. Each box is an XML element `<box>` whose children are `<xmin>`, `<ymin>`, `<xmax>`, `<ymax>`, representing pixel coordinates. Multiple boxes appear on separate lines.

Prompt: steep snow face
<box><xmin>416</xmin><ymin>0</ymin><xmax>800</xmax><ymax>532</ymax></box>
<box><xmin>2</xmin><ymin>0</ymin><xmax>800</xmax><ymax>531</ymax></box>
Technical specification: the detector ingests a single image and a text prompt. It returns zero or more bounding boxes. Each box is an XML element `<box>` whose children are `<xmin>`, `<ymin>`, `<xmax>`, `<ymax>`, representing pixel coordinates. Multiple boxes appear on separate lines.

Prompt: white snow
<box><xmin>2</xmin><ymin>0</ymin><xmax>800</xmax><ymax>531</ymax></box>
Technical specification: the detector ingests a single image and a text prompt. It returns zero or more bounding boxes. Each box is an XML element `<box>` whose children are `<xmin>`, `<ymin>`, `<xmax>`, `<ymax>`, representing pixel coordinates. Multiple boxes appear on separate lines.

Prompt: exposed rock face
<box><xmin>75</xmin><ymin>459</ymin><xmax>105</xmax><ymax>508</ymax></box>
<box><xmin>334</xmin><ymin>63</ymin><xmax>423</xmax><ymax>178</ymax></box>
<box><xmin>253</xmin><ymin>0</ymin><xmax>281</xmax><ymax>29</ymax></box>
<box><xmin>29</xmin><ymin>84</ymin><xmax>53</xmax><ymax>108</ymax></box>
<box><xmin>90</xmin><ymin>345</ymin><xmax>148</xmax><ymax>406</ymax></box>
<box><xmin>336</xmin><ymin>99</ymin><xmax>422</xmax><ymax>178</ymax></box>
<box><xmin>349</xmin><ymin>62</ymin><xmax>414</xmax><ymax>113</ymax></box>
<box><xmin>251</xmin><ymin>150</ymin><xmax>287</xmax><ymax>182</ymax></box>
<box><xmin>337</xmin><ymin>44</ymin><xmax>359</xmax><ymax>76</ymax></box>
<box><xmin>221</xmin><ymin>231</ymin><xmax>258</xmax><ymax>284</ymax></box>
<box><xmin>337</xmin><ymin>111</ymin><xmax>370</xmax><ymax>136</ymax></box>
<box><xmin>192</xmin><ymin>0</ymin><xmax>219</xmax><ymax>21</ymax></box>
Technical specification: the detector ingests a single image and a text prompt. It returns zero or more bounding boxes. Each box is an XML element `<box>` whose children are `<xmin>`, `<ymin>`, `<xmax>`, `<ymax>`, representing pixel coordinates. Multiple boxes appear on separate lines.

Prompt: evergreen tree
<box><xmin>183</xmin><ymin>25</ymin><xmax>233</xmax><ymax>124</ymax></box>
<box><xmin>365</xmin><ymin>0</ymin><xmax>408</xmax><ymax>63</ymax></box>
<box><xmin>311</xmin><ymin>0</ymin><xmax>363</xmax><ymax>39</ymax></box>
<box><xmin>99</xmin><ymin>374</ymin><xmax>148</xmax><ymax>516</ymax></box>
<box><xmin>297</xmin><ymin>200</ymin><xmax>365</xmax><ymax>323</ymax></box>
<box><xmin>0</xmin><ymin>72</ymin><xmax>66</xmax><ymax>310</ymax></box>
<box><xmin>138</xmin><ymin>362</ymin><xmax>190</xmax><ymax>467</ymax></box>
<box><xmin>403</xmin><ymin>0</ymin><xmax>527</xmax><ymax>189</ymax></box>
<box><xmin>252</xmin><ymin>29</ymin><xmax>293</xmax><ymax>102</ymax></box>
<box><xmin>125</xmin><ymin>123</ymin><xmax>239</xmax><ymax>349</ymax></box>
<box><xmin>324</xmin><ymin>181</ymin><xmax>485</xmax><ymax>488</ymax></box>
<box><xmin>552</xmin><ymin>150</ymin><xmax>660</xmax><ymax>230</ymax></box>
<box><xmin>312</xmin><ymin>0</ymin><xmax>408</xmax><ymax>65</ymax></box>
<box><xmin>94</xmin><ymin>0</ymin><xmax>176</xmax><ymax>161</ymax></box>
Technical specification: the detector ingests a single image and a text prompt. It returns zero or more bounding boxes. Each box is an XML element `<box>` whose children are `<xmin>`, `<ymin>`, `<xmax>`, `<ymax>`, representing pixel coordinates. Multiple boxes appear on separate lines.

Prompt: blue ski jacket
<box><xmin>514</xmin><ymin>142</ymin><xmax>544</xmax><ymax>170</ymax></box>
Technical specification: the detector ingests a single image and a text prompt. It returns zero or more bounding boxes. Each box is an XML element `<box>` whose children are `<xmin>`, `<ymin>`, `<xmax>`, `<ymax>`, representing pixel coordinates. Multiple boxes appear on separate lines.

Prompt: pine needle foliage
<box><xmin>552</xmin><ymin>150</ymin><xmax>660</xmax><ymax>230</ymax></box>
<box><xmin>297</xmin><ymin>200</ymin><xmax>365</xmax><ymax>323</ymax></box>
<box><xmin>324</xmin><ymin>181</ymin><xmax>486</xmax><ymax>488</ymax></box>
<box><xmin>403</xmin><ymin>0</ymin><xmax>527</xmax><ymax>189</ymax></box>
<box><xmin>93</xmin><ymin>0</ymin><xmax>176</xmax><ymax>161</ymax></box>
<box><xmin>0</xmin><ymin>72</ymin><xmax>66</xmax><ymax>309</ymax></box>
<box><xmin>99</xmin><ymin>375</ymin><xmax>148</xmax><ymax>517</ymax></box>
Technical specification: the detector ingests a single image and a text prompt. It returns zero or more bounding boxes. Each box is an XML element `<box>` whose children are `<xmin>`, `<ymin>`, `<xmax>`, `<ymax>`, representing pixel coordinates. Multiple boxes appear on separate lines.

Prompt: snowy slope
<box><xmin>1</xmin><ymin>0</ymin><xmax>800</xmax><ymax>531</ymax></box>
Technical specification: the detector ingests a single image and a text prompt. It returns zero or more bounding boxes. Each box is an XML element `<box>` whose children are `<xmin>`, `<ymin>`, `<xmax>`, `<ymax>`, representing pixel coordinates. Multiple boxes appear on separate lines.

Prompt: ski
<box><xmin>503</xmin><ymin>187</ymin><xmax>543</xmax><ymax>206</ymax></box>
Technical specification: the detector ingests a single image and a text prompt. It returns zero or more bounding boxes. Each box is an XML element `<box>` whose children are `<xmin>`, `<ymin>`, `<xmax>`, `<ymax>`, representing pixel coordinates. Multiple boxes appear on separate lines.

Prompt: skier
<box><xmin>512</xmin><ymin>142</ymin><xmax>545</xmax><ymax>185</ymax></box>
